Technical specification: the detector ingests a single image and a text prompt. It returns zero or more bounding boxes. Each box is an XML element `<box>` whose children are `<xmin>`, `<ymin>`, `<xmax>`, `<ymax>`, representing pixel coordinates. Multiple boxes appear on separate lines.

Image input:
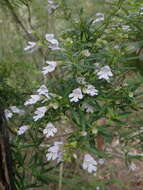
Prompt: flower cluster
<box><xmin>69</xmin><ymin>85</ymin><xmax>98</xmax><ymax>103</ymax></box>
<box><xmin>21</xmin><ymin>27</ymin><xmax>116</xmax><ymax>176</ymax></box>
<box><xmin>24</xmin><ymin>85</ymin><xmax>51</xmax><ymax>106</ymax></box>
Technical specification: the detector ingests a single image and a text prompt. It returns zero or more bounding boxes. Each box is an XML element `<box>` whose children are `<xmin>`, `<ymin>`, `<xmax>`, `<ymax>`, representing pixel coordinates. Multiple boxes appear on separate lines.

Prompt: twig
<box><xmin>4</xmin><ymin>0</ymin><xmax>31</xmax><ymax>39</ymax></box>
<box><xmin>58</xmin><ymin>162</ymin><xmax>63</xmax><ymax>190</ymax></box>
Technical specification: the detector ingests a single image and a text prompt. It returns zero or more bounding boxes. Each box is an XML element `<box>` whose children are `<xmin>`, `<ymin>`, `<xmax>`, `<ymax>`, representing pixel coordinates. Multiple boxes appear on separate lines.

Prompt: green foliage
<box><xmin>1</xmin><ymin>0</ymin><xmax>143</xmax><ymax>189</ymax></box>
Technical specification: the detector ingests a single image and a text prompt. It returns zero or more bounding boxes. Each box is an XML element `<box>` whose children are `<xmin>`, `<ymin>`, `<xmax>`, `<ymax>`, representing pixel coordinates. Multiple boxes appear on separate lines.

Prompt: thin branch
<box><xmin>4</xmin><ymin>0</ymin><xmax>31</xmax><ymax>39</ymax></box>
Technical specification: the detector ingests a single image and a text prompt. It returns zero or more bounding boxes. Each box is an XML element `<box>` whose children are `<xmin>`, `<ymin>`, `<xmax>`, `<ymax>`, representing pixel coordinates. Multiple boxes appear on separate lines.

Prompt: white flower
<box><xmin>45</xmin><ymin>33</ymin><xmax>60</xmax><ymax>50</ymax></box>
<box><xmin>97</xmin><ymin>65</ymin><xmax>113</xmax><ymax>81</ymax></box>
<box><xmin>4</xmin><ymin>109</ymin><xmax>13</xmax><ymax>119</ymax></box>
<box><xmin>82</xmin><ymin>103</ymin><xmax>94</xmax><ymax>113</ymax></box>
<box><xmin>69</xmin><ymin>88</ymin><xmax>83</xmax><ymax>102</ymax></box>
<box><xmin>48</xmin><ymin>38</ymin><xmax>60</xmax><ymax>50</ymax></box>
<box><xmin>45</xmin><ymin>33</ymin><xmax>55</xmax><ymax>41</ymax></box>
<box><xmin>24</xmin><ymin>41</ymin><xmax>37</xmax><ymax>52</ymax></box>
<box><xmin>76</xmin><ymin>77</ymin><xmax>86</xmax><ymax>85</ymax></box>
<box><xmin>42</xmin><ymin>61</ymin><xmax>57</xmax><ymax>75</ymax></box>
<box><xmin>93</xmin><ymin>13</ymin><xmax>104</xmax><ymax>23</ymax></box>
<box><xmin>17</xmin><ymin>125</ymin><xmax>29</xmax><ymax>135</ymax></box>
<box><xmin>46</xmin><ymin>141</ymin><xmax>63</xmax><ymax>162</ymax></box>
<box><xmin>43</xmin><ymin>122</ymin><xmax>57</xmax><ymax>138</ymax></box>
<box><xmin>82</xmin><ymin>154</ymin><xmax>97</xmax><ymax>173</ymax></box>
<box><xmin>33</xmin><ymin>106</ymin><xmax>47</xmax><ymax>121</ymax></box>
<box><xmin>37</xmin><ymin>85</ymin><xmax>50</xmax><ymax>99</ymax></box>
<box><xmin>83</xmin><ymin>84</ymin><xmax>98</xmax><ymax>96</ymax></box>
<box><xmin>24</xmin><ymin>95</ymin><xmax>41</xmax><ymax>106</ymax></box>
<box><xmin>10</xmin><ymin>106</ymin><xmax>25</xmax><ymax>114</ymax></box>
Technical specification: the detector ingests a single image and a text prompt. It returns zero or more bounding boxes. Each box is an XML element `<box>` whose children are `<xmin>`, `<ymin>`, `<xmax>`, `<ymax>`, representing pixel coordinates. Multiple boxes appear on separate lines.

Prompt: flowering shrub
<box><xmin>2</xmin><ymin>0</ymin><xmax>143</xmax><ymax>189</ymax></box>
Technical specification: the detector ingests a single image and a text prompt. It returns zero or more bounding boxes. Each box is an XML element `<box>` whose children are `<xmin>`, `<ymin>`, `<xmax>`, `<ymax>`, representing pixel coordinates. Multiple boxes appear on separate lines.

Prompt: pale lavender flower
<box><xmin>43</xmin><ymin>122</ymin><xmax>57</xmax><ymax>138</ymax></box>
<box><xmin>93</xmin><ymin>13</ymin><xmax>104</xmax><ymax>23</ymax></box>
<box><xmin>24</xmin><ymin>95</ymin><xmax>41</xmax><ymax>106</ymax></box>
<box><xmin>82</xmin><ymin>154</ymin><xmax>97</xmax><ymax>173</ymax></box>
<box><xmin>33</xmin><ymin>106</ymin><xmax>47</xmax><ymax>121</ymax></box>
<box><xmin>46</xmin><ymin>141</ymin><xmax>63</xmax><ymax>161</ymax></box>
<box><xmin>42</xmin><ymin>61</ymin><xmax>57</xmax><ymax>75</ymax></box>
<box><xmin>83</xmin><ymin>84</ymin><xmax>98</xmax><ymax>96</ymax></box>
<box><xmin>45</xmin><ymin>33</ymin><xmax>55</xmax><ymax>41</ymax></box>
<box><xmin>69</xmin><ymin>88</ymin><xmax>83</xmax><ymax>102</ymax></box>
<box><xmin>97</xmin><ymin>65</ymin><xmax>113</xmax><ymax>81</ymax></box>
<box><xmin>37</xmin><ymin>85</ymin><xmax>50</xmax><ymax>99</ymax></box>
<box><xmin>17</xmin><ymin>125</ymin><xmax>29</xmax><ymax>135</ymax></box>
<box><xmin>45</xmin><ymin>33</ymin><xmax>60</xmax><ymax>50</ymax></box>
